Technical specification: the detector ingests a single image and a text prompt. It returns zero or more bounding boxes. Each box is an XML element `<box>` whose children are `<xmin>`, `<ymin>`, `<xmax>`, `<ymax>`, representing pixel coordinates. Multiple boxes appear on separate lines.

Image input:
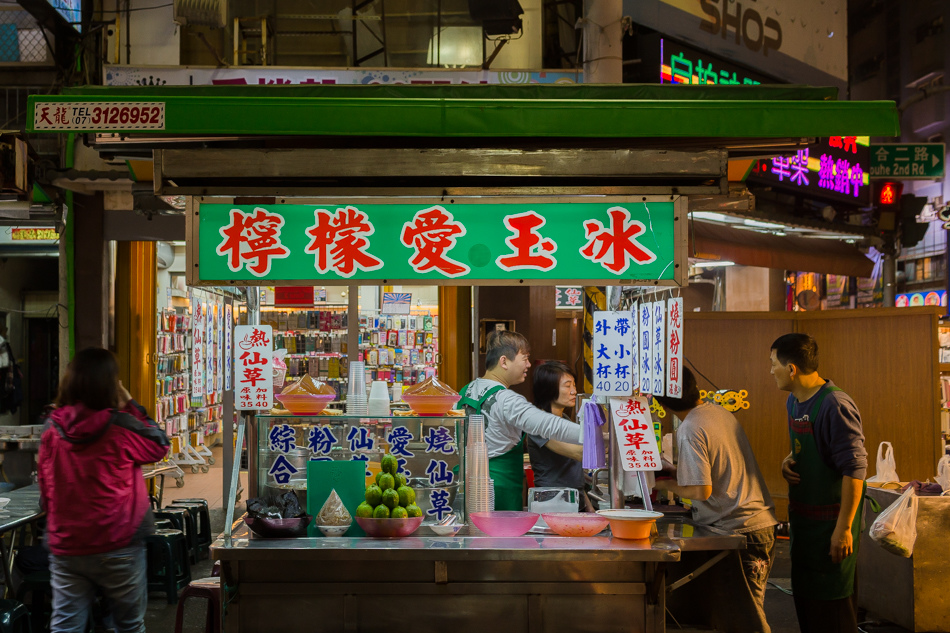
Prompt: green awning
<box><xmin>28</xmin><ymin>84</ymin><xmax>899</xmax><ymax>139</ymax></box>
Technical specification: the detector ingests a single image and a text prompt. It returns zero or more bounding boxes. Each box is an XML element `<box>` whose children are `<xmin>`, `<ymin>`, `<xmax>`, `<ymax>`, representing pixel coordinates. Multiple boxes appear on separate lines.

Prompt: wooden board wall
<box><xmin>684</xmin><ymin>307</ymin><xmax>943</xmax><ymax>521</ymax></box>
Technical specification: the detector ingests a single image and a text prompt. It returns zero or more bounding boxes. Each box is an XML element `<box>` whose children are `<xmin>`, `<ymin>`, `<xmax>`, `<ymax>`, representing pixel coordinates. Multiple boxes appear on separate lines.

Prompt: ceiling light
<box><xmin>691</xmin><ymin>212</ymin><xmax>729</xmax><ymax>222</ymax></box>
<box><xmin>692</xmin><ymin>261</ymin><xmax>735</xmax><ymax>268</ymax></box>
<box><xmin>743</xmin><ymin>218</ymin><xmax>786</xmax><ymax>230</ymax></box>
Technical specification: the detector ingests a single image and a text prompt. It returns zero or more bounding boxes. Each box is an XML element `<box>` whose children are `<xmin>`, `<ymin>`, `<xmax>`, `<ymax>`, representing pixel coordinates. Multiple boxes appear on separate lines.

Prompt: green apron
<box><xmin>459</xmin><ymin>382</ymin><xmax>526</xmax><ymax>512</ymax></box>
<box><xmin>787</xmin><ymin>383</ymin><xmax>865</xmax><ymax>601</ymax></box>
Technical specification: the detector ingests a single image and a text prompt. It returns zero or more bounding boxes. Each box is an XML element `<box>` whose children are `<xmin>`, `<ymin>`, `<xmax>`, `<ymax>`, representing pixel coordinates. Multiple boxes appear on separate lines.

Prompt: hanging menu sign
<box><xmin>639</xmin><ymin>302</ymin><xmax>653</xmax><ymax>394</ymax></box>
<box><xmin>651</xmin><ymin>301</ymin><xmax>666</xmax><ymax>396</ymax></box>
<box><xmin>666</xmin><ymin>297</ymin><xmax>683</xmax><ymax>397</ymax></box>
<box><xmin>235</xmin><ymin>325</ymin><xmax>273</xmax><ymax>410</ymax></box>
<box><xmin>224</xmin><ymin>303</ymin><xmax>233</xmax><ymax>391</ymax></box>
<box><xmin>206</xmin><ymin>303</ymin><xmax>216</xmax><ymax>396</ymax></box>
<box><xmin>217</xmin><ymin>302</ymin><xmax>225</xmax><ymax>392</ymax></box>
<box><xmin>592</xmin><ymin>311</ymin><xmax>635</xmax><ymax>397</ymax></box>
<box><xmin>192</xmin><ymin>300</ymin><xmax>204</xmax><ymax>401</ymax></box>
<box><xmin>610</xmin><ymin>396</ymin><xmax>662</xmax><ymax>471</ymax></box>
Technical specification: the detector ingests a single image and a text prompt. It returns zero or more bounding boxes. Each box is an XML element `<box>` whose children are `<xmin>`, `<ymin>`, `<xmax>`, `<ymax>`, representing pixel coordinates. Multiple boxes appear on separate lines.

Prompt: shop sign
<box><xmin>748</xmin><ymin>136</ymin><xmax>871</xmax><ymax>206</ymax></box>
<box><xmin>650</xmin><ymin>302</ymin><xmax>666</xmax><ymax>396</ymax></box>
<box><xmin>206</xmin><ymin>303</ymin><xmax>215</xmax><ymax>396</ymax></box>
<box><xmin>216</xmin><ymin>303</ymin><xmax>224</xmax><ymax>392</ymax></box>
<box><xmin>592</xmin><ymin>311</ymin><xmax>637</xmax><ymax>397</ymax></box>
<box><xmin>224</xmin><ymin>304</ymin><xmax>233</xmax><ymax>392</ymax></box>
<box><xmin>275</xmin><ymin>286</ymin><xmax>315</xmax><ymax>306</ymax></box>
<box><xmin>555</xmin><ymin>286</ymin><xmax>583</xmax><ymax>309</ymax></box>
<box><xmin>234</xmin><ymin>325</ymin><xmax>273</xmax><ymax>410</ymax></box>
<box><xmin>659</xmin><ymin>37</ymin><xmax>769</xmax><ymax>85</ymax></box>
<box><xmin>665</xmin><ymin>297</ymin><xmax>683</xmax><ymax>397</ymax></box>
<box><xmin>610</xmin><ymin>396</ymin><xmax>662</xmax><ymax>472</ymax></box>
<box><xmin>191</xmin><ymin>198</ymin><xmax>684</xmax><ymax>286</ymax></box>
<box><xmin>10</xmin><ymin>228</ymin><xmax>57</xmax><ymax>241</ymax></box>
<box><xmin>103</xmin><ymin>65</ymin><xmax>582</xmax><ymax>87</ymax></box>
<box><xmin>870</xmin><ymin>143</ymin><xmax>945</xmax><ymax>180</ymax></box>
<box><xmin>32</xmin><ymin>102</ymin><xmax>165</xmax><ymax>131</ymax></box>
<box><xmin>895</xmin><ymin>290</ymin><xmax>947</xmax><ymax>308</ymax></box>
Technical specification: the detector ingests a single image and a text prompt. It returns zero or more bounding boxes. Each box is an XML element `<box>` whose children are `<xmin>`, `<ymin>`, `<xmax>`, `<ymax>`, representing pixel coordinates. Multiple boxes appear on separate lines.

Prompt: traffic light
<box><xmin>899</xmin><ymin>194</ymin><xmax>929</xmax><ymax>248</ymax></box>
<box><xmin>874</xmin><ymin>181</ymin><xmax>903</xmax><ymax>231</ymax></box>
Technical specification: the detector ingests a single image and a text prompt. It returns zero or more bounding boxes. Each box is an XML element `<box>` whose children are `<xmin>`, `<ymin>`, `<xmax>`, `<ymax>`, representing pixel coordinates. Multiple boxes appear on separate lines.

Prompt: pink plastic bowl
<box><xmin>470</xmin><ymin>511</ymin><xmax>539</xmax><ymax>537</ymax></box>
<box><xmin>274</xmin><ymin>393</ymin><xmax>335</xmax><ymax>415</ymax></box>
<box><xmin>542</xmin><ymin>512</ymin><xmax>610</xmax><ymax>537</ymax></box>
<box><xmin>355</xmin><ymin>516</ymin><xmax>424</xmax><ymax>538</ymax></box>
<box><xmin>401</xmin><ymin>393</ymin><xmax>461</xmax><ymax>416</ymax></box>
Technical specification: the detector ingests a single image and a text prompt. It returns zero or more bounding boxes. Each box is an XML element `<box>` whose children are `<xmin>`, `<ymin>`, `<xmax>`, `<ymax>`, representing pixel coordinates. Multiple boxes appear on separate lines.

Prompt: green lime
<box><xmin>355</xmin><ymin>502</ymin><xmax>375</xmax><ymax>518</ymax></box>
<box><xmin>378</xmin><ymin>472</ymin><xmax>395</xmax><ymax>491</ymax></box>
<box><xmin>391</xmin><ymin>506</ymin><xmax>408</xmax><ymax>519</ymax></box>
<box><xmin>381</xmin><ymin>454</ymin><xmax>398</xmax><ymax>475</ymax></box>
<box><xmin>382</xmin><ymin>488</ymin><xmax>400</xmax><ymax>509</ymax></box>
<box><xmin>405</xmin><ymin>504</ymin><xmax>423</xmax><ymax>518</ymax></box>
<box><xmin>372</xmin><ymin>504</ymin><xmax>391</xmax><ymax>519</ymax></box>
<box><xmin>396</xmin><ymin>485</ymin><xmax>415</xmax><ymax>507</ymax></box>
<box><xmin>395</xmin><ymin>473</ymin><xmax>408</xmax><ymax>488</ymax></box>
<box><xmin>364</xmin><ymin>484</ymin><xmax>382</xmax><ymax>506</ymax></box>
<box><xmin>375</xmin><ymin>470</ymin><xmax>384</xmax><ymax>486</ymax></box>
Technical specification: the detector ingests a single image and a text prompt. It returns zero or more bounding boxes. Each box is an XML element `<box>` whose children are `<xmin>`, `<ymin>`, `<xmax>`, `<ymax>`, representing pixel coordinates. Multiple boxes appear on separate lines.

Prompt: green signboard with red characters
<box><xmin>189</xmin><ymin>197</ymin><xmax>685</xmax><ymax>286</ymax></box>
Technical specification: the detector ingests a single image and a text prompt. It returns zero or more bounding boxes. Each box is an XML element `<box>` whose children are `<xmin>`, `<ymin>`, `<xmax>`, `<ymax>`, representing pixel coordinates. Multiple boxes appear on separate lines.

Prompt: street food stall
<box><xmin>28</xmin><ymin>82</ymin><xmax>899</xmax><ymax>632</ymax></box>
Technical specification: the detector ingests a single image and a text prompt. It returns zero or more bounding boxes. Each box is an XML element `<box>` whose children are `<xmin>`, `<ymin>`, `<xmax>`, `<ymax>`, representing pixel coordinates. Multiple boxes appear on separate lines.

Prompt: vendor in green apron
<box><xmin>769</xmin><ymin>333</ymin><xmax>868</xmax><ymax>633</ymax></box>
<box><xmin>459</xmin><ymin>330</ymin><xmax>582</xmax><ymax>511</ymax></box>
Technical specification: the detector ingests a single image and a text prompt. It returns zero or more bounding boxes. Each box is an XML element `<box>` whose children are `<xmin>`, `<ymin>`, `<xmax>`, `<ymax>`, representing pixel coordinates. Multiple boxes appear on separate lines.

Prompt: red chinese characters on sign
<box><xmin>216</xmin><ymin>208</ymin><xmax>290</xmax><ymax>277</ymax></box>
<box><xmin>666</xmin><ymin>297</ymin><xmax>684</xmax><ymax>397</ymax></box>
<box><xmin>304</xmin><ymin>206</ymin><xmax>383</xmax><ymax>278</ymax></box>
<box><xmin>579</xmin><ymin>206</ymin><xmax>657</xmax><ymax>275</ymax></box>
<box><xmin>610</xmin><ymin>396</ymin><xmax>661</xmax><ymax>472</ymax></box>
<box><xmin>495</xmin><ymin>211</ymin><xmax>558</xmax><ymax>272</ymax></box>
<box><xmin>400</xmin><ymin>206</ymin><xmax>470</xmax><ymax>278</ymax></box>
<box><xmin>829</xmin><ymin>136</ymin><xmax>858</xmax><ymax>154</ymax></box>
<box><xmin>235</xmin><ymin>326</ymin><xmax>273</xmax><ymax>410</ymax></box>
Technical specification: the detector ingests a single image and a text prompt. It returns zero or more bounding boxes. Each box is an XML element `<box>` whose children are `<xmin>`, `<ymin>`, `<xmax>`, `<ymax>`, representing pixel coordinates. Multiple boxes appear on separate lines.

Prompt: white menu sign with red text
<box><xmin>235</xmin><ymin>325</ymin><xmax>273</xmax><ymax>410</ymax></box>
<box><xmin>666</xmin><ymin>297</ymin><xmax>684</xmax><ymax>397</ymax></box>
<box><xmin>610</xmin><ymin>396</ymin><xmax>661</xmax><ymax>471</ymax></box>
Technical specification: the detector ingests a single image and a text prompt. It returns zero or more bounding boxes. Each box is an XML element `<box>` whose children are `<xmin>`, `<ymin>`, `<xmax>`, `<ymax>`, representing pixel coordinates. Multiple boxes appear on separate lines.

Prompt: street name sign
<box><xmin>870</xmin><ymin>143</ymin><xmax>945</xmax><ymax>179</ymax></box>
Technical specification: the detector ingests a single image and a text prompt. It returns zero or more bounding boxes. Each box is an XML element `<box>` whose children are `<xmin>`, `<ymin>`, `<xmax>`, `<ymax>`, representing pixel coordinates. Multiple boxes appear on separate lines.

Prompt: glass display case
<box><xmin>256</xmin><ymin>414</ymin><xmax>467</xmax><ymax>527</ymax></box>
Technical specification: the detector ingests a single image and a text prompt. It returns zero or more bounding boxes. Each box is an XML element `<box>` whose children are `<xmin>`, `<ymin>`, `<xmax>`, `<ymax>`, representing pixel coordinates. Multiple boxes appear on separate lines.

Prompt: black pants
<box><xmin>793</xmin><ymin>589</ymin><xmax>858</xmax><ymax>633</ymax></box>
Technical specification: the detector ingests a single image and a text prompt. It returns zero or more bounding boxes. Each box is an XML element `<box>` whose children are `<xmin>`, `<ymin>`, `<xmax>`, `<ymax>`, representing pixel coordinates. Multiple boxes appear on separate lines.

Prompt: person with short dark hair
<box><xmin>39</xmin><ymin>348</ymin><xmax>169</xmax><ymax>633</ymax></box>
<box><xmin>527</xmin><ymin>362</ymin><xmax>593</xmax><ymax>511</ymax></box>
<box><xmin>654</xmin><ymin>367</ymin><xmax>777</xmax><ymax>632</ymax></box>
<box><xmin>459</xmin><ymin>331</ymin><xmax>581</xmax><ymax>511</ymax></box>
<box><xmin>770</xmin><ymin>333</ymin><xmax>867</xmax><ymax>633</ymax></box>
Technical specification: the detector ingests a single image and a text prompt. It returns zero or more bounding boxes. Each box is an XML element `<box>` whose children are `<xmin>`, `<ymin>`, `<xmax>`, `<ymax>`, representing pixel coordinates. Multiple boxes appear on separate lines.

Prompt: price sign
<box><xmin>639</xmin><ymin>303</ymin><xmax>652</xmax><ymax>394</ymax></box>
<box><xmin>666</xmin><ymin>297</ymin><xmax>683</xmax><ymax>397</ymax></box>
<box><xmin>592</xmin><ymin>311</ymin><xmax>635</xmax><ymax>397</ymax></box>
<box><xmin>651</xmin><ymin>301</ymin><xmax>666</xmax><ymax>396</ymax></box>
<box><xmin>33</xmin><ymin>102</ymin><xmax>165</xmax><ymax>131</ymax></box>
<box><xmin>610</xmin><ymin>396</ymin><xmax>662</xmax><ymax>471</ymax></box>
<box><xmin>235</xmin><ymin>325</ymin><xmax>274</xmax><ymax>410</ymax></box>
<box><xmin>192</xmin><ymin>301</ymin><xmax>204</xmax><ymax>400</ymax></box>
<box><xmin>224</xmin><ymin>304</ymin><xmax>233</xmax><ymax>391</ymax></box>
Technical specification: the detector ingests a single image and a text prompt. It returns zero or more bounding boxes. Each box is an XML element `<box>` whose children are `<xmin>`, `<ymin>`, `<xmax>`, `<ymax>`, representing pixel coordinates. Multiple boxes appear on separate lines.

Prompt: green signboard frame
<box><xmin>187</xmin><ymin>196</ymin><xmax>687</xmax><ymax>287</ymax></box>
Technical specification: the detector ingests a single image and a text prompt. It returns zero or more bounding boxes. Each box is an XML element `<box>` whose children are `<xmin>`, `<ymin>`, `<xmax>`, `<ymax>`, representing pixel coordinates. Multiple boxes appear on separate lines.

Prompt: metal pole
<box><xmin>606</xmin><ymin>398</ymin><xmax>624</xmax><ymax>509</ymax></box>
<box><xmin>245</xmin><ymin>288</ymin><xmax>261</xmax><ymax>498</ymax></box>
<box><xmin>883</xmin><ymin>251</ymin><xmax>897</xmax><ymax>307</ymax></box>
<box><xmin>348</xmin><ymin>285</ymin><xmax>359</xmax><ymax>367</ymax></box>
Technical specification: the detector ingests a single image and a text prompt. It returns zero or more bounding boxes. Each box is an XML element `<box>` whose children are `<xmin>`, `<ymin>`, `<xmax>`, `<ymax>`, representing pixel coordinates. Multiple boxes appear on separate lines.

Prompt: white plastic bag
<box><xmin>869</xmin><ymin>486</ymin><xmax>918</xmax><ymax>557</ymax></box>
<box><xmin>867</xmin><ymin>441</ymin><xmax>899</xmax><ymax>483</ymax></box>
<box><xmin>936</xmin><ymin>455</ymin><xmax>950</xmax><ymax>492</ymax></box>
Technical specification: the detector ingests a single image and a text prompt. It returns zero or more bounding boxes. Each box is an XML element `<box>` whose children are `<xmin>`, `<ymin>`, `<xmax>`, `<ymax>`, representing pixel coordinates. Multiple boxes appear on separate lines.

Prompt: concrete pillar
<box><xmin>883</xmin><ymin>252</ymin><xmax>896</xmax><ymax>307</ymax></box>
<box><xmin>583</xmin><ymin>0</ymin><xmax>623</xmax><ymax>83</ymax></box>
<box><xmin>73</xmin><ymin>193</ymin><xmax>109</xmax><ymax>351</ymax></box>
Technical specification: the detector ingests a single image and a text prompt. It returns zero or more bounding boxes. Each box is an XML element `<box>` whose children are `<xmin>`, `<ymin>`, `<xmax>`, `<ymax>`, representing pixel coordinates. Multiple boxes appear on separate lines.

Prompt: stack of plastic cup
<box><xmin>465</xmin><ymin>415</ymin><xmax>492</xmax><ymax>526</ymax></box>
<box><xmin>368</xmin><ymin>381</ymin><xmax>391</xmax><ymax>417</ymax></box>
<box><xmin>346</xmin><ymin>361</ymin><xmax>368</xmax><ymax>415</ymax></box>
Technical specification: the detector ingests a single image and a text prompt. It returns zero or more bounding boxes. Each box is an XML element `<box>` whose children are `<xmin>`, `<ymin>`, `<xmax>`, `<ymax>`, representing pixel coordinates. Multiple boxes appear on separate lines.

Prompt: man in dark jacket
<box><xmin>39</xmin><ymin>348</ymin><xmax>169</xmax><ymax>633</ymax></box>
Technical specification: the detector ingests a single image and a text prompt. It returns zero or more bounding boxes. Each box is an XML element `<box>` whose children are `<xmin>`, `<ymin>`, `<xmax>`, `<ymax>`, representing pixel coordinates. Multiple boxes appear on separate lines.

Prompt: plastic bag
<box><xmin>867</xmin><ymin>441</ymin><xmax>899</xmax><ymax>483</ymax></box>
<box><xmin>869</xmin><ymin>486</ymin><xmax>918</xmax><ymax>557</ymax></box>
<box><xmin>936</xmin><ymin>455</ymin><xmax>950</xmax><ymax>492</ymax></box>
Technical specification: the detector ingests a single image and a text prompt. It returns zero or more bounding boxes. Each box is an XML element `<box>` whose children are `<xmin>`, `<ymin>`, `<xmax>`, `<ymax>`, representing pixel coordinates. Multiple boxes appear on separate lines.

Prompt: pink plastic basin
<box><xmin>470</xmin><ymin>511</ymin><xmax>540</xmax><ymax>537</ymax></box>
<box><xmin>542</xmin><ymin>512</ymin><xmax>610</xmax><ymax>537</ymax></box>
<box><xmin>355</xmin><ymin>516</ymin><xmax>424</xmax><ymax>538</ymax></box>
<box><xmin>401</xmin><ymin>394</ymin><xmax>461</xmax><ymax>416</ymax></box>
<box><xmin>274</xmin><ymin>393</ymin><xmax>335</xmax><ymax>415</ymax></box>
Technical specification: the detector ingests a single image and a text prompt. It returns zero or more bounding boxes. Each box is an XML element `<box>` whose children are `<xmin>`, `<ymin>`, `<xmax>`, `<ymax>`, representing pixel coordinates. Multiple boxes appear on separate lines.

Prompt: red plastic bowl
<box><xmin>355</xmin><ymin>516</ymin><xmax>424</xmax><ymax>538</ymax></box>
<box><xmin>542</xmin><ymin>512</ymin><xmax>610</xmax><ymax>537</ymax></box>
<box><xmin>470</xmin><ymin>511</ymin><xmax>539</xmax><ymax>537</ymax></box>
<box><xmin>401</xmin><ymin>393</ymin><xmax>461</xmax><ymax>416</ymax></box>
<box><xmin>274</xmin><ymin>393</ymin><xmax>335</xmax><ymax>415</ymax></box>
<box><xmin>597</xmin><ymin>509</ymin><xmax>663</xmax><ymax>540</ymax></box>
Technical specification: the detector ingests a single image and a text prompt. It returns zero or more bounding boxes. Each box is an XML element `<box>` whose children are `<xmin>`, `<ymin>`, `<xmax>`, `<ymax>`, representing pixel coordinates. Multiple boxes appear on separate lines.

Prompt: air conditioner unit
<box><xmin>173</xmin><ymin>0</ymin><xmax>226</xmax><ymax>29</ymax></box>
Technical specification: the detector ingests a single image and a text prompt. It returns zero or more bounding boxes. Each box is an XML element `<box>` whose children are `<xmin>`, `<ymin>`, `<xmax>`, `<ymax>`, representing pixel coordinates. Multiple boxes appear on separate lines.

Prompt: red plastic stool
<box><xmin>174</xmin><ymin>577</ymin><xmax>221</xmax><ymax>633</ymax></box>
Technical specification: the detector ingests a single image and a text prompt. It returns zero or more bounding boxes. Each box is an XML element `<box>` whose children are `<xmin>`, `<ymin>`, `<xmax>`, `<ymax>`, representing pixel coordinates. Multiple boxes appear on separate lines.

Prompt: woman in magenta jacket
<box><xmin>39</xmin><ymin>348</ymin><xmax>169</xmax><ymax>633</ymax></box>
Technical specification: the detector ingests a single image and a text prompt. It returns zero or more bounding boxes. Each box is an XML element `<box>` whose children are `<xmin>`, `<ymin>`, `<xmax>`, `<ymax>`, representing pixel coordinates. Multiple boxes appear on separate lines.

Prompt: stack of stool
<box><xmin>170</xmin><ymin>500</ymin><xmax>211</xmax><ymax>562</ymax></box>
<box><xmin>145</xmin><ymin>529</ymin><xmax>192</xmax><ymax>604</ymax></box>
<box><xmin>154</xmin><ymin>507</ymin><xmax>198</xmax><ymax>564</ymax></box>
<box><xmin>174</xmin><ymin>577</ymin><xmax>221</xmax><ymax>633</ymax></box>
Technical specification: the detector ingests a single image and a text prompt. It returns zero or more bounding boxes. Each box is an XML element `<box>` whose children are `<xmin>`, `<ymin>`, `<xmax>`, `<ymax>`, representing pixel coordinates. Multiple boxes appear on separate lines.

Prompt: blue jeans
<box><xmin>49</xmin><ymin>544</ymin><xmax>147</xmax><ymax>633</ymax></box>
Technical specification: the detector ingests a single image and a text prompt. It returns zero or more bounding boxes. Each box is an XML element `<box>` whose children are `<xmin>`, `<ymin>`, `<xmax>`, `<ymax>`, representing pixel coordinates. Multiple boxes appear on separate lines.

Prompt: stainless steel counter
<box><xmin>212</xmin><ymin>517</ymin><xmax>744</xmax><ymax>632</ymax></box>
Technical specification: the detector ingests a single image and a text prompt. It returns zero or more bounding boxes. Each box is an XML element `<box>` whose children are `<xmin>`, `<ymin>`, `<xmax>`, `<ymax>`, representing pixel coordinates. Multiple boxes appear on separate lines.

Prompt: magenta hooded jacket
<box><xmin>38</xmin><ymin>400</ymin><xmax>169</xmax><ymax>556</ymax></box>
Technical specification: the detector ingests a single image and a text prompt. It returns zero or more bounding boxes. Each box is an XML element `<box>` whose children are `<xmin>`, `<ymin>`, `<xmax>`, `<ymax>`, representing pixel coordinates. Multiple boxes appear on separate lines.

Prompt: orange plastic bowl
<box><xmin>401</xmin><ymin>394</ymin><xmax>461</xmax><ymax>416</ymax></box>
<box><xmin>542</xmin><ymin>512</ymin><xmax>609</xmax><ymax>537</ymax></box>
<box><xmin>596</xmin><ymin>509</ymin><xmax>663</xmax><ymax>540</ymax></box>
<box><xmin>274</xmin><ymin>393</ymin><xmax>335</xmax><ymax>415</ymax></box>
